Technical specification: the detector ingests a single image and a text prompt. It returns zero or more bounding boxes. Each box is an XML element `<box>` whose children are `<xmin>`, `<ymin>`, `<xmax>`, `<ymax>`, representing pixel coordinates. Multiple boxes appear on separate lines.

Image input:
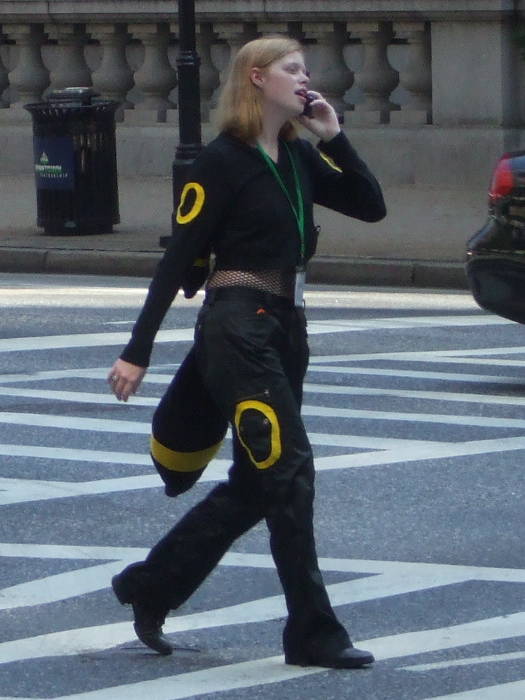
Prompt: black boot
<box><xmin>285</xmin><ymin>644</ymin><xmax>374</xmax><ymax>669</ymax></box>
<box><xmin>112</xmin><ymin>568</ymin><xmax>173</xmax><ymax>656</ymax></box>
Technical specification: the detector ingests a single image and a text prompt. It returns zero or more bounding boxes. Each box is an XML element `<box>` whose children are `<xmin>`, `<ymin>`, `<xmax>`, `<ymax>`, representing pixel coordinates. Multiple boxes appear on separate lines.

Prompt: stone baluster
<box><xmin>391</xmin><ymin>22</ymin><xmax>432</xmax><ymax>125</ymax></box>
<box><xmin>209</xmin><ymin>23</ymin><xmax>257</xmax><ymax>116</ymax></box>
<box><xmin>197</xmin><ymin>23</ymin><xmax>219</xmax><ymax>123</ymax></box>
<box><xmin>126</xmin><ymin>23</ymin><xmax>177</xmax><ymax>123</ymax></box>
<box><xmin>216</xmin><ymin>22</ymin><xmax>257</xmax><ymax>67</ymax></box>
<box><xmin>5</xmin><ymin>24</ymin><xmax>49</xmax><ymax>114</ymax></box>
<box><xmin>346</xmin><ymin>22</ymin><xmax>399</xmax><ymax>125</ymax></box>
<box><xmin>167</xmin><ymin>22</ymin><xmax>179</xmax><ymax>116</ymax></box>
<box><xmin>0</xmin><ymin>32</ymin><xmax>9</xmax><ymax>107</ymax></box>
<box><xmin>209</xmin><ymin>41</ymin><xmax>229</xmax><ymax>112</ymax></box>
<box><xmin>45</xmin><ymin>24</ymin><xmax>91</xmax><ymax>91</ymax></box>
<box><xmin>90</xmin><ymin>24</ymin><xmax>134</xmax><ymax>121</ymax></box>
<box><xmin>302</xmin><ymin>23</ymin><xmax>353</xmax><ymax>117</ymax></box>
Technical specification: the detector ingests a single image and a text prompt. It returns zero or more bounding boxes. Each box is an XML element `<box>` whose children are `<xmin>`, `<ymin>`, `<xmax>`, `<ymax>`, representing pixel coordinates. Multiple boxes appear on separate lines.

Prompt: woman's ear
<box><xmin>250</xmin><ymin>67</ymin><xmax>264</xmax><ymax>88</ymax></box>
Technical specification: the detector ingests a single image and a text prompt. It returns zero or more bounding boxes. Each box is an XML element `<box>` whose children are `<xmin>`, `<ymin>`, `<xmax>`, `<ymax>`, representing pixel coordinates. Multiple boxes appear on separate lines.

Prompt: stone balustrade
<box><xmin>2</xmin><ymin>0</ymin><xmax>518</xmax><ymax>127</ymax></box>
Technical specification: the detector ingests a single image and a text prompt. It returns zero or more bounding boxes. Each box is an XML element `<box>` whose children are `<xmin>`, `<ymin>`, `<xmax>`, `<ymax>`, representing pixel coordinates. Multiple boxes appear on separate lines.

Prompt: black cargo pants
<box><xmin>141</xmin><ymin>287</ymin><xmax>350</xmax><ymax>658</ymax></box>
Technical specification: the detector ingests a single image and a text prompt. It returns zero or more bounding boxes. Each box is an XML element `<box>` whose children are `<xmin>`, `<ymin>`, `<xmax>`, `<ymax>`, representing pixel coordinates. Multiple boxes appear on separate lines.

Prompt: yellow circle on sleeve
<box><xmin>176</xmin><ymin>182</ymin><xmax>206</xmax><ymax>224</ymax></box>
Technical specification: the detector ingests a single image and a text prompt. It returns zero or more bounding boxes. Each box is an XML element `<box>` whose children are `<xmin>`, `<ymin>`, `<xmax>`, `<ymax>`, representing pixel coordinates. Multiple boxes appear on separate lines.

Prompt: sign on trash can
<box><xmin>34</xmin><ymin>137</ymin><xmax>75</xmax><ymax>191</ymax></box>
<box><xmin>25</xmin><ymin>87</ymin><xmax>120</xmax><ymax>235</ymax></box>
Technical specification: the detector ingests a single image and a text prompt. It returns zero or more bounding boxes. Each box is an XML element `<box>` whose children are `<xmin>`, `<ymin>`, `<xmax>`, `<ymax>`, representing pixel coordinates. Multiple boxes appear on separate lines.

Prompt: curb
<box><xmin>309</xmin><ymin>257</ymin><xmax>468</xmax><ymax>289</ymax></box>
<box><xmin>0</xmin><ymin>247</ymin><xmax>469</xmax><ymax>289</ymax></box>
<box><xmin>0</xmin><ymin>248</ymin><xmax>161</xmax><ymax>277</ymax></box>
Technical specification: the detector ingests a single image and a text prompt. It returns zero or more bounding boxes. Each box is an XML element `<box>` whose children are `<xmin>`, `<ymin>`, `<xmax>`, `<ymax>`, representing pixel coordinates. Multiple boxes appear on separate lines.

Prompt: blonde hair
<box><xmin>216</xmin><ymin>36</ymin><xmax>303</xmax><ymax>143</ymax></box>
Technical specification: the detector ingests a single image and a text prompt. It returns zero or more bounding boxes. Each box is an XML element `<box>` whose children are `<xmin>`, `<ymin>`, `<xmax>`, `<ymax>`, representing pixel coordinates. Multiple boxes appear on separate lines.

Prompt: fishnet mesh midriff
<box><xmin>206</xmin><ymin>269</ymin><xmax>295</xmax><ymax>299</ymax></box>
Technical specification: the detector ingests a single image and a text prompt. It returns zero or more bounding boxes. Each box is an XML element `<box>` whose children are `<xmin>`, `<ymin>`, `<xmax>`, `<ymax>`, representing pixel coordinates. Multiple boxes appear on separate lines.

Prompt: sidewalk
<box><xmin>0</xmin><ymin>174</ymin><xmax>467</xmax><ymax>287</ymax></box>
<box><xmin>0</xmin><ymin>174</ymin><xmax>172</xmax><ymax>278</ymax></box>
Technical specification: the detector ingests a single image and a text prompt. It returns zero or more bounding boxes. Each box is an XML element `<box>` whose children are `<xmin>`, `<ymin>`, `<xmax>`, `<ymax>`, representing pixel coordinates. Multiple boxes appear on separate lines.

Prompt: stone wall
<box><xmin>1</xmin><ymin>1</ymin><xmax>524</xmax><ymax>276</ymax></box>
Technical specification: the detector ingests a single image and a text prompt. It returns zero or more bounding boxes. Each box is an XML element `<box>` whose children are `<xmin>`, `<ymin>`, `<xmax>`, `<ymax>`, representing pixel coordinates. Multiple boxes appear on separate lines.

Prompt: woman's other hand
<box><xmin>297</xmin><ymin>91</ymin><xmax>341</xmax><ymax>143</ymax></box>
<box><xmin>107</xmin><ymin>358</ymin><xmax>147</xmax><ymax>402</ymax></box>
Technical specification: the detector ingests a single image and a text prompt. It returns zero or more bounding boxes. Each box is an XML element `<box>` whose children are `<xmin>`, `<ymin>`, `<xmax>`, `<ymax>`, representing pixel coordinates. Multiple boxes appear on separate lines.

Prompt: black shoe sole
<box><xmin>285</xmin><ymin>651</ymin><xmax>375</xmax><ymax>669</ymax></box>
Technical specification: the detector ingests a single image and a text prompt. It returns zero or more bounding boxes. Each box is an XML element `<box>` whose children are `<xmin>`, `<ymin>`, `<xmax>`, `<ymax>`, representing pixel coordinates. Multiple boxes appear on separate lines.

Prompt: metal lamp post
<box><xmin>161</xmin><ymin>0</ymin><xmax>202</xmax><ymax>246</ymax></box>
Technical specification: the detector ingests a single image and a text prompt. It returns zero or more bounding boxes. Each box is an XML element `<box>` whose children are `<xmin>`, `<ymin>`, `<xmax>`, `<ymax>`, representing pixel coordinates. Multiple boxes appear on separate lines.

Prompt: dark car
<box><xmin>466</xmin><ymin>151</ymin><xmax>525</xmax><ymax>323</ymax></box>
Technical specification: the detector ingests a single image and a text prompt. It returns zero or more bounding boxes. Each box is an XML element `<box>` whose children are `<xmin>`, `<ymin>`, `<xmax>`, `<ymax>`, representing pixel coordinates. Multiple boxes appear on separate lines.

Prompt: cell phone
<box><xmin>302</xmin><ymin>93</ymin><xmax>314</xmax><ymax>118</ymax></box>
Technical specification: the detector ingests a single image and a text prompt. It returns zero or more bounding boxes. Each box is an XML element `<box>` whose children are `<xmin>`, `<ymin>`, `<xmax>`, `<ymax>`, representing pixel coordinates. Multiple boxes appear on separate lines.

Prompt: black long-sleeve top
<box><xmin>120</xmin><ymin>130</ymin><xmax>386</xmax><ymax>367</ymax></box>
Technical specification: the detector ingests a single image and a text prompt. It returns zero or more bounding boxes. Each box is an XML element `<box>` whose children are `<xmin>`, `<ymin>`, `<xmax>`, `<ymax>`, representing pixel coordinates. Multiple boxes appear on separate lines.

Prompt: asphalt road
<box><xmin>1</xmin><ymin>273</ymin><xmax>525</xmax><ymax>700</ymax></box>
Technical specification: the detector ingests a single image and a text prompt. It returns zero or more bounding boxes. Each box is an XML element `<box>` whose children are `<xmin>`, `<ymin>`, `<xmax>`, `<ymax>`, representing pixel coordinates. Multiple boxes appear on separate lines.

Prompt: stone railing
<box><xmin>1</xmin><ymin>1</ymin><xmax>524</xmax><ymax>272</ymax></box>
<box><xmin>1</xmin><ymin>0</ymin><xmax>520</xmax><ymax>127</ymax></box>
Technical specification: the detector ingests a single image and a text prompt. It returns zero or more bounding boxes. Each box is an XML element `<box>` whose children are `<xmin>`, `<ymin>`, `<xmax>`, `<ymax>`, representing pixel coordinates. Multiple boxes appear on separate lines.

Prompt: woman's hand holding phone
<box><xmin>298</xmin><ymin>90</ymin><xmax>341</xmax><ymax>142</ymax></box>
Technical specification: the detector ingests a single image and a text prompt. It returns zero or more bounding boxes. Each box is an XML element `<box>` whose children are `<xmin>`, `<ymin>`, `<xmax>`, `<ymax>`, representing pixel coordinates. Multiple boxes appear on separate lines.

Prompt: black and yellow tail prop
<box><xmin>151</xmin><ymin>348</ymin><xmax>228</xmax><ymax>496</ymax></box>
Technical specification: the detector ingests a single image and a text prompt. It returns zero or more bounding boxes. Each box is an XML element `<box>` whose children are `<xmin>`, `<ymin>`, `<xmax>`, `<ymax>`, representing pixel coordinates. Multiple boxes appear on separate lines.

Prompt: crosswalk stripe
<box><xmin>0</xmin><ymin>443</ymin><xmax>151</xmax><ymax>465</ymax></box>
<box><xmin>0</xmin><ymin>429</ymin><xmax>446</xmax><ymax>463</ymax></box>
<box><xmin>0</xmin><ymin>328</ymin><xmax>194</xmax><ymax>353</ymax></box>
<box><xmin>402</xmin><ymin>650</ymin><xmax>525</xmax><ymax>672</ymax></box>
<box><xmin>0</xmin><ymin>412</ymin><xmax>151</xmax><ymax>433</ymax></box>
<box><xmin>0</xmin><ymin>315</ymin><xmax>510</xmax><ymax>354</ymax></box>
<box><xmin>301</xmin><ymin>405</ymin><xmax>525</xmax><ymax>428</ymax></box>
<box><xmin>2</xmin><ymin>545</ymin><xmax>524</xmax><ymax>582</ymax></box>
<box><xmin>1</xmin><ymin>611</ymin><xmax>524</xmax><ymax>698</ymax></box>
<box><xmin>1</xmin><ymin>360</ymin><xmax>524</xmax><ymax>388</ymax></box>
<box><xmin>2</xmin><ymin>403</ymin><xmax>525</xmax><ymax>434</ymax></box>
<box><xmin>0</xmin><ymin>387</ymin><xmax>159</xmax><ymax>405</ymax></box>
<box><xmin>2</xmin><ymin>381</ymin><xmax>525</xmax><ymax>409</ymax></box>
<box><xmin>309</xmin><ymin>364</ymin><xmax>525</xmax><ymax>385</ymax></box>
<box><xmin>304</xmin><ymin>382</ymin><xmax>525</xmax><ymax>406</ymax></box>
<box><xmin>2</xmin><ymin>433</ymin><xmax>525</xmax><ymax>505</ymax></box>
<box><xmin>1</xmin><ymin>573</ymin><xmax>523</xmax><ymax>665</ymax></box>
<box><xmin>310</xmin><ymin>345</ymin><xmax>525</xmax><ymax>363</ymax></box>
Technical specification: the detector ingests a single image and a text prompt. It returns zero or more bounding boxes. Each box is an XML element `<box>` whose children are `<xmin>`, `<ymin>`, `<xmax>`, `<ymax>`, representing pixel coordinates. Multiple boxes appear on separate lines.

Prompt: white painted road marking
<box><xmin>402</xmin><ymin>650</ymin><xmax>525</xmax><ymax>672</ymax></box>
<box><xmin>3</xmin><ymin>432</ymin><xmax>525</xmax><ymax>505</ymax></box>
<box><xmin>2</xmin><ymin>312</ymin><xmax>525</xmax><ymax>698</ymax></box>
<box><xmin>1</xmin><ymin>612</ymin><xmax>524</xmax><ymax>699</ymax></box>
<box><xmin>0</xmin><ymin>314</ymin><xmax>511</xmax><ymax>353</ymax></box>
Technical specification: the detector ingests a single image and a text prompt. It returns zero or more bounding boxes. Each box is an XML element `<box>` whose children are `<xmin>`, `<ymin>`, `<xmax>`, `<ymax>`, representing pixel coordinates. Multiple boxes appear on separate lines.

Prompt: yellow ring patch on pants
<box><xmin>150</xmin><ymin>435</ymin><xmax>222</xmax><ymax>472</ymax></box>
<box><xmin>176</xmin><ymin>182</ymin><xmax>205</xmax><ymax>224</ymax></box>
<box><xmin>234</xmin><ymin>400</ymin><xmax>281</xmax><ymax>469</ymax></box>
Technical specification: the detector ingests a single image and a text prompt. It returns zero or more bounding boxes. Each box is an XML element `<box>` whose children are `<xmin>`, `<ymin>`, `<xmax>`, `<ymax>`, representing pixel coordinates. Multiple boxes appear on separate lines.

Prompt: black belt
<box><xmin>204</xmin><ymin>286</ymin><xmax>296</xmax><ymax>309</ymax></box>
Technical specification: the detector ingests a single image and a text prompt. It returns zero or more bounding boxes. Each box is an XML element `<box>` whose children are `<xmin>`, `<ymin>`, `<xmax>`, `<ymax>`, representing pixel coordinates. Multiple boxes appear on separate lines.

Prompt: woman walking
<box><xmin>108</xmin><ymin>35</ymin><xmax>386</xmax><ymax>668</ymax></box>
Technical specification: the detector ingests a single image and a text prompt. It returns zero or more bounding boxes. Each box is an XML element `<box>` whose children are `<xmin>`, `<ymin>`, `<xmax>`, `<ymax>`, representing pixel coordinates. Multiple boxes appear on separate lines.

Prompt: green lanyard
<box><xmin>256</xmin><ymin>141</ymin><xmax>305</xmax><ymax>263</ymax></box>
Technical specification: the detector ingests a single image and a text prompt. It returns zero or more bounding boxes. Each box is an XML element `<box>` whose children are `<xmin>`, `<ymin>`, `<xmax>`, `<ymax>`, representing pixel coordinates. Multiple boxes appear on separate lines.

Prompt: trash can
<box><xmin>25</xmin><ymin>87</ymin><xmax>120</xmax><ymax>235</ymax></box>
